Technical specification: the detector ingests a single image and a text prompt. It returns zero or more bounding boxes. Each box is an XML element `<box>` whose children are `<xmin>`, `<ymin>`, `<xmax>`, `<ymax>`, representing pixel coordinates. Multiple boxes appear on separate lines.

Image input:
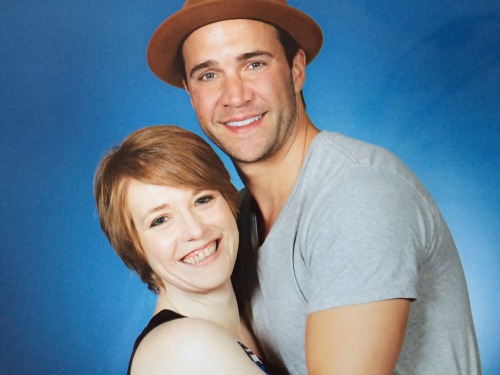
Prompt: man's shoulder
<box><xmin>303</xmin><ymin>132</ymin><xmax>425</xmax><ymax>194</ymax></box>
<box><xmin>311</xmin><ymin>131</ymin><xmax>400</xmax><ymax>168</ymax></box>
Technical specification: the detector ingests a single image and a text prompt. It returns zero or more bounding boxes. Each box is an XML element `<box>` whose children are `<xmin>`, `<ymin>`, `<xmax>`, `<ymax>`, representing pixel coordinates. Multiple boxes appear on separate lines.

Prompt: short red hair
<box><xmin>94</xmin><ymin>125</ymin><xmax>238</xmax><ymax>292</ymax></box>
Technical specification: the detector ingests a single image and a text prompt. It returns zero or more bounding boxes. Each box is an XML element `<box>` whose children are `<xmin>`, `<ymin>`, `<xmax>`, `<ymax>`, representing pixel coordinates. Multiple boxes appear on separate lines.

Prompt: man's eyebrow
<box><xmin>189</xmin><ymin>59</ymin><xmax>218</xmax><ymax>79</ymax></box>
<box><xmin>238</xmin><ymin>50</ymin><xmax>273</xmax><ymax>62</ymax></box>
<box><xmin>188</xmin><ymin>51</ymin><xmax>273</xmax><ymax>79</ymax></box>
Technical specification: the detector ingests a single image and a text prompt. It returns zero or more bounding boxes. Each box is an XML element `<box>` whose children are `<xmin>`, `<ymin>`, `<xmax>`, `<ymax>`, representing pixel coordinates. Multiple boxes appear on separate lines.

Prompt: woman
<box><xmin>94</xmin><ymin>125</ymin><xmax>270</xmax><ymax>374</ymax></box>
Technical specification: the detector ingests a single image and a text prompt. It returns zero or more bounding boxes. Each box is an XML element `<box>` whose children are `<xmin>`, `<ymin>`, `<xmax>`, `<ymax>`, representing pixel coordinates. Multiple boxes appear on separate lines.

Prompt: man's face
<box><xmin>182</xmin><ymin>19</ymin><xmax>304</xmax><ymax>164</ymax></box>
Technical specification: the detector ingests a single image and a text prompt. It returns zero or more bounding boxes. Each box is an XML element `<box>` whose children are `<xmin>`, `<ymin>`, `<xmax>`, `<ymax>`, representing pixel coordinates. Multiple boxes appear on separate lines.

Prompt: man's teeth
<box><xmin>226</xmin><ymin>114</ymin><xmax>262</xmax><ymax>127</ymax></box>
<box><xmin>182</xmin><ymin>242</ymin><xmax>217</xmax><ymax>265</ymax></box>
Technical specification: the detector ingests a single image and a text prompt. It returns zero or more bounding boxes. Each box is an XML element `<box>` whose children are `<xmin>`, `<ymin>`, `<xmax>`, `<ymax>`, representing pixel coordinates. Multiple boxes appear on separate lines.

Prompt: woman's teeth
<box><xmin>182</xmin><ymin>242</ymin><xmax>218</xmax><ymax>265</ymax></box>
<box><xmin>226</xmin><ymin>114</ymin><xmax>263</xmax><ymax>127</ymax></box>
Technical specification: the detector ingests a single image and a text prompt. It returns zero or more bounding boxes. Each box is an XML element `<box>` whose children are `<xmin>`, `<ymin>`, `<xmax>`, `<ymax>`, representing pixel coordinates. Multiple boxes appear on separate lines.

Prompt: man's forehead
<box><xmin>184</xmin><ymin>18</ymin><xmax>278</xmax><ymax>46</ymax></box>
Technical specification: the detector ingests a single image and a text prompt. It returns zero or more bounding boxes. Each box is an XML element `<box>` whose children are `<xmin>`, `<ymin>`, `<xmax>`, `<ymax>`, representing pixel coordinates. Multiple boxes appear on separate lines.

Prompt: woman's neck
<box><xmin>154</xmin><ymin>281</ymin><xmax>263</xmax><ymax>357</ymax></box>
<box><xmin>154</xmin><ymin>281</ymin><xmax>241</xmax><ymax>335</ymax></box>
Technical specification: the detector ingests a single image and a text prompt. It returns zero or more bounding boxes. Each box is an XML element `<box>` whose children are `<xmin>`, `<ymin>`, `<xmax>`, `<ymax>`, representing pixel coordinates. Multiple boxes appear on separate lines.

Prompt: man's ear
<box><xmin>292</xmin><ymin>48</ymin><xmax>307</xmax><ymax>94</ymax></box>
<box><xmin>183</xmin><ymin>80</ymin><xmax>195</xmax><ymax>108</ymax></box>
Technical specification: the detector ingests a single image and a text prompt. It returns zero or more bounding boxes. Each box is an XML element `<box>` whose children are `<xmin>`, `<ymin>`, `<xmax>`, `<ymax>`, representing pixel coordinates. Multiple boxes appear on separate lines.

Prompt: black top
<box><xmin>127</xmin><ymin>309</ymin><xmax>270</xmax><ymax>374</ymax></box>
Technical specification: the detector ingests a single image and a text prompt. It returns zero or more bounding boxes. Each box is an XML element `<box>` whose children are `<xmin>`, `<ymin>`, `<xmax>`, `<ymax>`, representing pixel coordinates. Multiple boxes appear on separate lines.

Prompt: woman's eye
<box><xmin>151</xmin><ymin>216</ymin><xmax>168</xmax><ymax>228</ymax></box>
<box><xmin>195</xmin><ymin>195</ymin><xmax>214</xmax><ymax>206</ymax></box>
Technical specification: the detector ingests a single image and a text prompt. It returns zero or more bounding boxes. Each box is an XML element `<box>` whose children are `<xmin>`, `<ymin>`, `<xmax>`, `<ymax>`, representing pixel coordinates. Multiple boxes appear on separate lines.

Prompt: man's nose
<box><xmin>221</xmin><ymin>74</ymin><xmax>251</xmax><ymax>107</ymax></box>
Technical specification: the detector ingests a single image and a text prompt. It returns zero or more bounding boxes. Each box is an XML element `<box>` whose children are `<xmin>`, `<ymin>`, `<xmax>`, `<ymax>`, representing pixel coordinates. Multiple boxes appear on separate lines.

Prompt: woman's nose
<box><xmin>178</xmin><ymin>211</ymin><xmax>205</xmax><ymax>241</ymax></box>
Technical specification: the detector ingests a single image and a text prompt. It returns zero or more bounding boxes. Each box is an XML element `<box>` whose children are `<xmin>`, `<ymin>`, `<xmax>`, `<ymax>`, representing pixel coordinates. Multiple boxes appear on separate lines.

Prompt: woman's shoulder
<box><xmin>137</xmin><ymin>316</ymin><xmax>231</xmax><ymax>348</ymax></box>
<box><xmin>131</xmin><ymin>317</ymin><xmax>266</xmax><ymax>374</ymax></box>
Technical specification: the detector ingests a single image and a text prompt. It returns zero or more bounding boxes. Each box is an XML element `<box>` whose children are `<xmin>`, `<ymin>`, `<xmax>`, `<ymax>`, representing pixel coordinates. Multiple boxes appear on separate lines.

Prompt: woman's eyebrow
<box><xmin>142</xmin><ymin>203</ymin><xmax>170</xmax><ymax>222</ymax></box>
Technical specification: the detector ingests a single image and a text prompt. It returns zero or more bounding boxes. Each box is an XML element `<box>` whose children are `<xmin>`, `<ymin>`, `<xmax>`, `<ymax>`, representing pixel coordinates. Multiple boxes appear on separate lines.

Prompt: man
<box><xmin>146</xmin><ymin>1</ymin><xmax>481</xmax><ymax>374</ymax></box>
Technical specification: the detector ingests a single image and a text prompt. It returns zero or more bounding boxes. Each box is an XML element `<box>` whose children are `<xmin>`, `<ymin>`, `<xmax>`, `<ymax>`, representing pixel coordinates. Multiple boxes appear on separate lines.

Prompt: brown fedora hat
<box><xmin>147</xmin><ymin>0</ymin><xmax>323</xmax><ymax>88</ymax></box>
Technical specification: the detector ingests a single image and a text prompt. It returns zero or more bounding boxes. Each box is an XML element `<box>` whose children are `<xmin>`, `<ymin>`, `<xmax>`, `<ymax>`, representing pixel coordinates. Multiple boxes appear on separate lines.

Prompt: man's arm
<box><xmin>305</xmin><ymin>299</ymin><xmax>410</xmax><ymax>375</ymax></box>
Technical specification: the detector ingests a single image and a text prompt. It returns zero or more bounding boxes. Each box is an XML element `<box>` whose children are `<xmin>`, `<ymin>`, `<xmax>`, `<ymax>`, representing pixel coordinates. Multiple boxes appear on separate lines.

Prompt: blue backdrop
<box><xmin>1</xmin><ymin>1</ymin><xmax>498</xmax><ymax>374</ymax></box>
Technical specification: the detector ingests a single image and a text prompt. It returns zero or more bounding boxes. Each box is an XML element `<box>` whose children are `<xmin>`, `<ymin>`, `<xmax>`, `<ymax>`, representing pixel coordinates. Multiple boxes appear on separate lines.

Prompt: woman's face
<box><xmin>126</xmin><ymin>179</ymin><xmax>239</xmax><ymax>295</ymax></box>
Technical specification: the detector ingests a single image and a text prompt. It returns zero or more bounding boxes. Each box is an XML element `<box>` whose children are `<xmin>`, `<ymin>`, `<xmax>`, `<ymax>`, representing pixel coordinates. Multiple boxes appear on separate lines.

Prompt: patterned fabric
<box><xmin>127</xmin><ymin>309</ymin><xmax>270</xmax><ymax>374</ymax></box>
<box><xmin>238</xmin><ymin>341</ymin><xmax>271</xmax><ymax>374</ymax></box>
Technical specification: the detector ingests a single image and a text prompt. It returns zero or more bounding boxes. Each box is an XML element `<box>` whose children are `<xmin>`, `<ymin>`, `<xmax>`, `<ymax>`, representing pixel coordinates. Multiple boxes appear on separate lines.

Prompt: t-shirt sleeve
<box><xmin>304</xmin><ymin>166</ymin><xmax>436</xmax><ymax>314</ymax></box>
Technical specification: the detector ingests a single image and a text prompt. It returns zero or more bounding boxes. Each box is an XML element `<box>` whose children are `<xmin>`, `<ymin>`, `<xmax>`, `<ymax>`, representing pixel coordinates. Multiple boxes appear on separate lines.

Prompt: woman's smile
<box><xmin>180</xmin><ymin>240</ymin><xmax>219</xmax><ymax>265</ymax></box>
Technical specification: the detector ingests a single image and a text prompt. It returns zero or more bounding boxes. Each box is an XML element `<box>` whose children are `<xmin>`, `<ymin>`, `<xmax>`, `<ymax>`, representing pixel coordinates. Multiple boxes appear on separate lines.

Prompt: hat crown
<box><xmin>148</xmin><ymin>0</ymin><xmax>322</xmax><ymax>87</ymax></box>
<box><xmin>182</xmin><ymin>0</ymin><xmax>287</xmax><ymax>9</ymax></box>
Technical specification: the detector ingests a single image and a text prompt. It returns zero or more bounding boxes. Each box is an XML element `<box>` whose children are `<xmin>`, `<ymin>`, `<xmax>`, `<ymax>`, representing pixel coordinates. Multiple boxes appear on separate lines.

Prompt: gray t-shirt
<box><xmin>238</xmin><ymin>132</ymin><xmax>481</xmax><ymax>374</ymax></box>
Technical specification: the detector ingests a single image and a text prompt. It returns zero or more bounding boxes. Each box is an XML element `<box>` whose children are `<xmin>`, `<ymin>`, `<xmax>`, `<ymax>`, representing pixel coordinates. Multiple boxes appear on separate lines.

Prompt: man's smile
<box><xmin>225</xmin><ymin>114</ymin><xmax>264</xmax><ymax>127</ymax></box>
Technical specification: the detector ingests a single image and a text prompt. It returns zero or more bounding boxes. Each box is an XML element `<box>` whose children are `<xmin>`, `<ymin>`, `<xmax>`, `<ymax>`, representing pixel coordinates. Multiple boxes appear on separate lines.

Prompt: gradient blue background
<box><xmin>1</xmin><ymin>1</ymin><xmax>498</xmax><ymax>373</ymax></box>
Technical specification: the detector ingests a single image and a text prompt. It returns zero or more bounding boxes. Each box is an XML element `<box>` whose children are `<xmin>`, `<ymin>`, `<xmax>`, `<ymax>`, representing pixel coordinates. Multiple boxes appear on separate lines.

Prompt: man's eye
<box><xmin>151</xmin><ymin>216</ymin><xmax>168</xmax><ymax>228</ymax></box>
<box><xmin>195</xmin><ymin>195</ymin><xmax>214</xmax><ymax>206</ymax></box>
<box><xmin>200</xmin><ymin>72</ymin><xmax>216</xmax><ymax>81</ymax></box>
<box><xmin>248</xmin><ymin>61</ymin><xmax>264</xmax><ymax>70</ymax></box>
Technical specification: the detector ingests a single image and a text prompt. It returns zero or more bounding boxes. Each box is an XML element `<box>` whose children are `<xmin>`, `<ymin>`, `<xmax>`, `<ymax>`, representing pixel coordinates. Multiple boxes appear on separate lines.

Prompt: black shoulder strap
<box><xmin>127</xmin><ymin>310</ymin><xmax>185</xmax><ymax>374</ymax></box>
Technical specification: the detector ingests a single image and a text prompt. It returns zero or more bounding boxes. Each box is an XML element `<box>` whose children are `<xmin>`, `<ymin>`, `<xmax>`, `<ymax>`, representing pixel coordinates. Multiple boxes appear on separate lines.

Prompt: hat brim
<box><xmin>147</xmin><ymin>0</ymin><xmax>323</xmax><ymax>88</ymax></box>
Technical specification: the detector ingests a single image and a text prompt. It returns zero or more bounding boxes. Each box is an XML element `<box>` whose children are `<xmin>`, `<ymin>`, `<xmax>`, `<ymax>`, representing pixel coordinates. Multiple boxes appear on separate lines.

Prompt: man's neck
<box><xmin>236</xmin><ymin>110</ymin><xmax>319</xmax><ymax>239</ymax></box>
